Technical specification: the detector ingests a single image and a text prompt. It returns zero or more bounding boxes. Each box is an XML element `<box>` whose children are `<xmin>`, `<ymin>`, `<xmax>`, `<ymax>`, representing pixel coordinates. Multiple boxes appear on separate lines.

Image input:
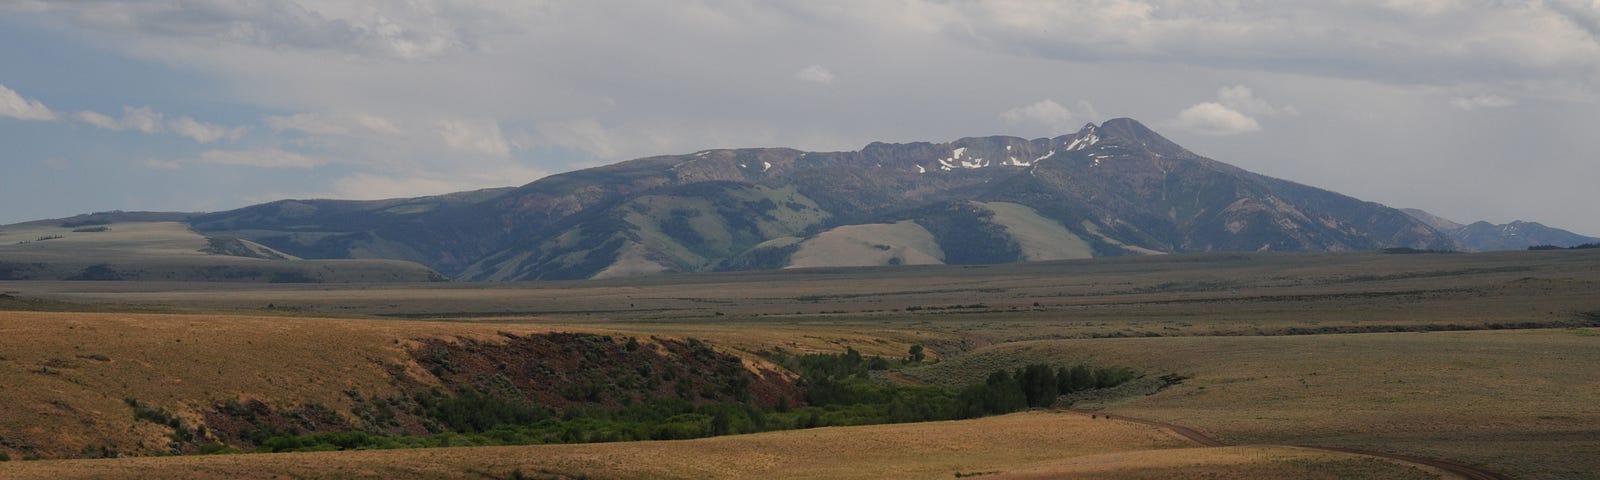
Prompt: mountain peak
<box><xmin>1096</xmin><ymin>118</ymin><xmax>1188</xmax><ymax>157</ymax></box>
<box><xmin>180</xmin><ymin>120</ymin><xmax>1459</xmax><ymax>280</ymax></box>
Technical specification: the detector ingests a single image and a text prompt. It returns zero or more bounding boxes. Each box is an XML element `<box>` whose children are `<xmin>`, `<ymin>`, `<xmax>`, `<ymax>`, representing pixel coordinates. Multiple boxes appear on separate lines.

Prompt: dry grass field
<box><xmin>0</xmin><ymin>411</ymin><xmax>1442</xmax><ymax>480</ymax></box>
<box><xmin>931</xmin><ymin>329</ymin><xmax>1600</xmax><ymax>479</ymax></box>
<box><xmin>9</xmin><ymin>249</ymin><xmax>1595</xmax><ymax>340</ymax></box>
<box><xmin>0</xmin><ymin>310</ymin><xmax>935</xmax><ymax>459</ymax></box>
<box><xmin>1</xmin><ymin>248</ymin><xmax>1597</xmax><ymax>478</ymax></box>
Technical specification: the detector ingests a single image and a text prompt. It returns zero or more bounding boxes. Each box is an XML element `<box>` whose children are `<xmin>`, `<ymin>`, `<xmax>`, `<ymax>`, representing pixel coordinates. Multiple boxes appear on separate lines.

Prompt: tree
<box><xmin>908</xmin><ymin>344</ymin><xmax>926</xmax><ymax>363</ymax></box>
<box><xmin>1065</xmin><ymin>365</ymin><xmax>1094</xmax><ymax>393</ymax></box>
<box><xmin>1018</xmin><ymin>364</ymin><xmax>1059</xmax><ymax>408</ymax></box>
<box><xmin>710</xmin><ymin>409</ymin><xmax>732</xmax><ymax>436</ymax></box>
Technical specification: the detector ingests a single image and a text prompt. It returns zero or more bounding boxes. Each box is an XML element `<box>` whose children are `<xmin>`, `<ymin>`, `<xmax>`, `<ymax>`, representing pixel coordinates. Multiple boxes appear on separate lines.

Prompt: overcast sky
<box><xmin>2</xmin><ymin>1</ymin><xmax>1597</xmax><ymax>235</ymax></box>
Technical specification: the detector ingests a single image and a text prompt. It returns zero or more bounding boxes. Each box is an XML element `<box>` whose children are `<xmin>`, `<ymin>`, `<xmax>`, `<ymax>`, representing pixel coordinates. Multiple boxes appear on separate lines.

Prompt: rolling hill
<box><xmin>0</xmin><ymin>212</ymin><xmax>445</xmax><ymax>283</ymax></box>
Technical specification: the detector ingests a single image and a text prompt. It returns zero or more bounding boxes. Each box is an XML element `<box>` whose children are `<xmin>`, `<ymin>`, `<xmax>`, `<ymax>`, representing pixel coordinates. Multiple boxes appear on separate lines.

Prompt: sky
<box><xmin>1</xmin><ymin>1</ymin><xmax>1597</xmax><ymax>235</ymax></box>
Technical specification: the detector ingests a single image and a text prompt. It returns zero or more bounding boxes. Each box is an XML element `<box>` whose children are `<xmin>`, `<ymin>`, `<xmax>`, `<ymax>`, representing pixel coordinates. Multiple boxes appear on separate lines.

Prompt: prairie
<box><xmin>0</xmin><ymin>411</ymin><xmax>1438</xmax><ymax>480</ymax></box>
<box><xmin>1</xmin><ymin>248</ymin><xmax>1597</xmax><ymax>478</ymax></box>
<box><xmin>924</xmin><ymin>329</ymin><xmax>1600</xmax><ymax>479</ymax></box>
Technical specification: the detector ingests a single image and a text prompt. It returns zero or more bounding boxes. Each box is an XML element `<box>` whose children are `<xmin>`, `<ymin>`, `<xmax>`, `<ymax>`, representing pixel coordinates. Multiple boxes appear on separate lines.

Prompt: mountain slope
<box><xmin>1451</xmin><ymin>220</ymin><xmax>1599</xmax><ymax>251</ymax></box>
<box><xmin>177</xmin><ymin>118</ymin><xmax>1457</xmax><ymax>280</ymax></box>
<box><xmin>1400</xmin><ymin>209</ymin><xmax>1599</xmax><ymax>251</ymax></box>
<box><xmin>0</xmin><ymin>216</ymin><xmax>444</xmax><ymax>282</ymax></box>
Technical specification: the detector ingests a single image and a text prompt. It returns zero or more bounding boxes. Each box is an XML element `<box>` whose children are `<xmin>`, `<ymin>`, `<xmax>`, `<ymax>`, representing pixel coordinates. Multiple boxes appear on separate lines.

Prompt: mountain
<box><xmin>1399</xmin><ymin>209</ymin><xmax>1599</xmax><ymax>251</ymax></box>
<box><xmin>176</xmin><ymin>118</ymin><xmax>1454</xmax><ymax>281</ymax></box>
<box><xmin>1399</xmin><ymin>208</ymin><xmax>1464</xmax><ymax>232</ymax></box>
<box><xmin>0</xmin><ymin>211</ymin><xmax>445</xmax><ymax>282</ymax></box>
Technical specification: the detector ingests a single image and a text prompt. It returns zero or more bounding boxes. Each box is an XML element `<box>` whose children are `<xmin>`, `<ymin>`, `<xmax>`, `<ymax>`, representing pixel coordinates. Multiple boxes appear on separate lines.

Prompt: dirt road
<box><xmin>1068</xmin><ymin>410</ymin><xmax>1514</xmax><ymax>480</ymax></box>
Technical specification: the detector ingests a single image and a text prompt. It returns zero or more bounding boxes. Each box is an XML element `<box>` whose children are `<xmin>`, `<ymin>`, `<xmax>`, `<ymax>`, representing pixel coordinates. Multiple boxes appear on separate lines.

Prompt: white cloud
<box><xmin>74</xmin><ymin>106</ymin><xmax>244</xmax><ymax>142</ymax></box>
<box><xmin>265</xmin><ymin>111</ymin><xmax>401</xmax><ymax>136</ymax></box>
<box><xmin>119</xmin><ymin>106</ymin><xmax>164</xmax><ymax>134</ymax></box>
<box><xmin>1450</xmin><ymin>94</ymin><xmax>1517</xmax><ymax>111</ymax></box>
<box><xmin>196</xmin><ymin>149</ymin><xmax>326</xmax><ymax>168</ymax></box>
<box><xmin>1216</xmin><ymin>86</ymin><xmax>1297</xmax><ymax>118</ymax></box>
<box><xmin>795</xmin><ymin>65</ymin><xmax>836</xmax><ymax>85</ymax></box>
<box><xmin>0</xmin><ymin>83</ymin><xmax>57</xmax><ymax>121</ymax></box>
<box><xmin>17</xmin><ymin>0</ymin><xmax>508</xmax><ymax>62</ymax></box>
<box><xmin>1169</xmin><ymin>85</ymin><xmax>1291</xmax><ymax>136</ymax></box>
<box><xmin>74</xmin><ymin>111</ymin><xmax>120</xmax><ymax>130</ymax></box>
<box><xmin>438</xmin><ymin>118</ymin><xmax>510</xmax><ymax>157</ymax></box>
<box><xmin>326</xmin><ymin>168</ymin><xmax>542</xmax><ymax>200</ymax></box>
<box><xmin>921</xmin><ymin>1</ymin><xmax>1600</xmax><ymax>101</ymax></box>
<box><xmin>1000</xmin><ymin>99</ymin><xmax>1097</xmax><ymax>135</ymax></box>
<box><xmin>524</xmin><ymin>118</ymin><xmax>623</xmax><ymax>158</ymax></box>
<box><xmin>1171</xmin><ymin>102</ymin><xmax>1261</xmax><ymax>136</ymax></box>
<box><xmin>168</xmin><ymin>116</ymin><xmax>248</xmax><ymax>143</ymax></box>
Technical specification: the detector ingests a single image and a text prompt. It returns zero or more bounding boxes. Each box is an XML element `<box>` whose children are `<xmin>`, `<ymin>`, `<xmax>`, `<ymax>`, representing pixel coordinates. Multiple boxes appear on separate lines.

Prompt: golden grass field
<box><xmin>1</xmin><ymin>248</ymin><xmax>1598</xmax><ymax>478</ymax></box>
<box><xmin>0</xmin><ymin>411</ymin><xmax>1444</xmax><ymax>480</ymax></box>
<box><xmin>930</xmin><ymin>329</ymin><xmax>1600</xmax><ymax>479</ymax></box>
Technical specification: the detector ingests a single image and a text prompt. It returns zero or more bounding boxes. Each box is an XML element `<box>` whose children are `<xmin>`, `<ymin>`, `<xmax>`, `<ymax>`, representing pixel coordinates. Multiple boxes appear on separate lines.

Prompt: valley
<box><xmin>2</xmin><ymin>248</ymin><xmax>1597</xmax><ymax>478</ymax></box>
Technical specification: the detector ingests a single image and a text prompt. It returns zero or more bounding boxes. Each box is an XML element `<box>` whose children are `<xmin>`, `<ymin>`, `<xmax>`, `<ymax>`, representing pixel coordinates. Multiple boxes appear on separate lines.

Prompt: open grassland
<box><xmin>0</xmin><ymin>311</ymin><xmax>935</xmax><ymax>459</ymax></box>
<box><xmin>929</xmin><ymin>329</ymin><xmax>1600</xmax><ymax>479</ymax></box>
<box><xmin>6</xmin><ymin>250</ymin><xmax>1597</xmax><ymax>356</ymax></box>
<box><xmin>2</xmin><ymin>249</ymin><xmax>1597</xmax><ymax>477</ymax></box>
<box><xmin>0</xmin><ymin>411</ymin><xmax>1443</xmax><ymax>480</ymax></box>
<box><xmin>987</xmin><ymin>445</ymin><xmax>1439</xmax><ymax>480</ymax></box>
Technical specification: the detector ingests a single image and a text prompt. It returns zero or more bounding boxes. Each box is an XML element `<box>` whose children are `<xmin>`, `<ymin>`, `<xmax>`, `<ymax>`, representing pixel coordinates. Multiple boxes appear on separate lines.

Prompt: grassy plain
<box><xmin>0</xmin><ymin>248</ymin><xmax>1597</xmax><ymax>478</ymax></box>
<box><xmin>964</xmin><ymin>329</ymin><xmax>1600</xmax><ymax>480</ymax></box>
<box><xmin>0</xmin><ymin>411</ymin><xmax>1442</xmax><ymax>480</ymax></box>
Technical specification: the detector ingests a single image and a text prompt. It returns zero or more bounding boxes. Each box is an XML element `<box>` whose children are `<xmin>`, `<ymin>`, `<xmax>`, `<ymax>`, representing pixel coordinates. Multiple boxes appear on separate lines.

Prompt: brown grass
<box><xmin>0</xmin><ymin>411</ymin><xmax>1434</xmax><ymax>480</ymax></box>
<box><xmin>961</xmin><ymin>329</ymin><xmax>1600</xmax><ymax>479</ymax></box>
<box><xmin>4</xmin><ymin>249</ymin><xmax>1599</xmax><ymax>477</ymax></box>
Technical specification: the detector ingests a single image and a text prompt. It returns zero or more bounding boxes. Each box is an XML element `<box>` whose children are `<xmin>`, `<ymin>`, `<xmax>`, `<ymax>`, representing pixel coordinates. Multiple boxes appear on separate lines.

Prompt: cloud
<box><xmin>918</xmin><ymin>1</ymin><xmax>1600</xmax><ymax>101</ymax></box>
<box><xmin>523</xmin><ymin>118</ymin><xmax>625</xmax><ymax>159</ymax></box>
<box><xmin>73</xmin><ymin>106</ymin><xmax>166</xmax><ymax>134</ymax></box>
<box><xmin>0</xmin><ymin>83</ymin><xmax>59</xmax><ymax>121</ymax></box>
<box><xmin>75</xmin><ymin>106</ymin><xmax>243</xmax><ymax>142</ymax></box>
<box><xmin>1000</xmin><ymin>99</ymin><xmax>1102</xmax><ymax>135</ymax></box>
<box><xmin>1450</xmin><ymin>95</ymin><xmax>1517</xmax><ymax>111</ymax></box>
<box><xmin>195</xmin><ymin>149</ymin><xmax>326</xmax><ymax>168</ymax></box>
<box><xmin>438</xmin><ymin>118</ymin><xmax>510</xmax><ymax>158</ymax></box>
<box><xmin>264</xmin><ymin>110</ymin><xmax>512</xmax><ymax>167</ymax></box>
<box><xmin>1169</xmin><ymin>85</ymin><xmax>1291</xmax><ymax>135</ymax></box>
<box><xmin>1216</xmin><ymin>86</ymin><xmax>1297</xmax><ymax>118</ymax></box>
<box><xmin>795</xmin><ymin>65</ymin><xmax>836</xmax><ymax>85</ymax></box>
<box><xmin>16</xmin><ymin>0</ymin><xmax>508</xmax><ymax>61</ymax></box>
<box><xmin>265</xmin><ymin>111</ymin><xmax>402</xmax><ymax>136</ymax></box>
<box><xmin>74</xmin><ymin>110</ymin><xmax>120</xmax><ymax>130</ymax></box>
<box><xmin>326</xmin><ymin>167</ymin><xmax>543</xmax><ymax>200</ymax></box>
<box><xmin>1171</xmin><ymin>102</ymin><xmax>1261</xmax><ymax>136</ymax></box>
<box><xmin>168</xmin><ymin>116</ymin><xmax>248</xmax><ymax>142</ymax></box>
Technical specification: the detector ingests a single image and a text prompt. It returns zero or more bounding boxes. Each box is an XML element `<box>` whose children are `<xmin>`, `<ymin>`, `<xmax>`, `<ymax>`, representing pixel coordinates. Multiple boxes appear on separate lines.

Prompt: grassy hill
<box><xmin>0</xmin><ymin>220</ymin><xmax>445</xmax><ymax>283</ymax></box>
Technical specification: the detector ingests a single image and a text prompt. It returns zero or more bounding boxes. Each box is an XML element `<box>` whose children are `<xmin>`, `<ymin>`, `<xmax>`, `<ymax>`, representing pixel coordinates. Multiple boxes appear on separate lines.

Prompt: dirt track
<box><xmin>1070</xmin><ymin>410</ymin><xmax>1514</xmax><ymax>480</ymax></box>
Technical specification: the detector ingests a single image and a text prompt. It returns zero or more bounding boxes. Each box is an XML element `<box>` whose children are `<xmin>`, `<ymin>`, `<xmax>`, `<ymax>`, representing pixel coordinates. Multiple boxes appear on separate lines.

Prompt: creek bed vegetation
<box><xmin>237</xmin><ymin>344</ymin><xmax>1137</xmax><ymax>454</ymax></box>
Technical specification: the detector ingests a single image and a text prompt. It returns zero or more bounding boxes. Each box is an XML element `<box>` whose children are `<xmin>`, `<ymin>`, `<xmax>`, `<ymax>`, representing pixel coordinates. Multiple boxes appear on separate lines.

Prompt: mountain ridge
<box><xmin>1400</xmin><ymin>209</ymin><xmax>1599</xmax><ymax>251</ymax></box>
<box><xmin>10</xmin><ymin>118</ymin><xmax>1469</xmax><ymax>281</ymax></box>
